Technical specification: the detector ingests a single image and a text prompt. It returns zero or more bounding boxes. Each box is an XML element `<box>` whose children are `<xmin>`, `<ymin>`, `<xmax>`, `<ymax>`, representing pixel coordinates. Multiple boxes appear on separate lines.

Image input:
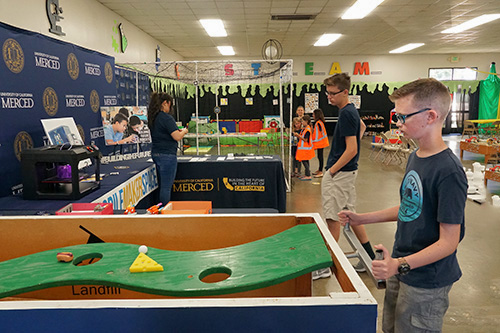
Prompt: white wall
<box><xmin>0</xmin><ymin>0</ymin><xmax>182</xmax><ymax>63</ymax></box>
<box><xmin>289</xmin><ymin>53</ymin><xmax>500</xmax><ymax>83</ymax></box>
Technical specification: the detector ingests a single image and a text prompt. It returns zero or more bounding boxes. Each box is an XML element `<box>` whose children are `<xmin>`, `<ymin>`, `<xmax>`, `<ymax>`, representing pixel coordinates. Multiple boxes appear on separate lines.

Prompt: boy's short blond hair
<box><xmin>390</xmin><ymin>78</ymin><xmax>451</xmax><ymax>119</ymax></box>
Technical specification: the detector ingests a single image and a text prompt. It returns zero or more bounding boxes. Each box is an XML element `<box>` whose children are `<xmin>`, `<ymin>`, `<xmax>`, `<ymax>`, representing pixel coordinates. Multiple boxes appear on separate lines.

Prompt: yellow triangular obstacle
<box><xmin>129</xmin><ymin>253</ymin><xmax>163</xmax><ymax>273</ymax></box>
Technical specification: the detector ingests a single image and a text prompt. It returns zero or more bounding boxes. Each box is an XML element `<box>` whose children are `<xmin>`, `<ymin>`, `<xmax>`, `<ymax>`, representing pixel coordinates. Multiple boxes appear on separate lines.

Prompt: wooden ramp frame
<box><xmin>0</xmin><ymin>224</ymin><xmax>332</xmax><ymax>298</ymax></box>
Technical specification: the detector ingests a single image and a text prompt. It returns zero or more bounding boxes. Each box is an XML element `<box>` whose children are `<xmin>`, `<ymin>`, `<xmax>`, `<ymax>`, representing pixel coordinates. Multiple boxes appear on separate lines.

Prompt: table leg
<box><xmin>460</xmin><ymin>149</ymin><xmax>464</xmax><ymax>160</ymax></box>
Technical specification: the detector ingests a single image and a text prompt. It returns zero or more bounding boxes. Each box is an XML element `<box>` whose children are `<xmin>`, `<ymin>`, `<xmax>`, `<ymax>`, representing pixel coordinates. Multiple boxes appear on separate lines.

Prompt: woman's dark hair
<box><xmin>313</xmin><ymin>108</ymin><xmax>325</xmax><ymax>123</ymax></box>
<box><xmin>148</xmin><ymin>92</ymin><xmax>174</xmax><ymax>128</ymax></box>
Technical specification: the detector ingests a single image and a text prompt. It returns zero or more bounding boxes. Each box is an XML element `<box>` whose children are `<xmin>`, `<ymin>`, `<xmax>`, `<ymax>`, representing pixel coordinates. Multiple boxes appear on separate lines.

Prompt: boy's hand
<box><xmin>122</xmin><ymin>135</ymin><xmax>135</xmax><ymax>143</ymax></box>
<box><xmin>337</xmin><ymin>210</ymin><xmax>360</xmax><ymax>226</ymax></box>
<box><xmin>372</xmin><ymin>244</ymin><xmax>399</xmax><ymax>280</ymax></box>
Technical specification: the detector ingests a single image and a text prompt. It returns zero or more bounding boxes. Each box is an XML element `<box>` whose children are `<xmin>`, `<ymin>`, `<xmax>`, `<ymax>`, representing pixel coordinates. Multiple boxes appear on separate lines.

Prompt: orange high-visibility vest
<box><xmin>296</xmin><ymin>125</ymin><xmax>315</xmax><ymax>161</ymax></box>
<box><xmin>312</xmin><ymin>120</ymin><xmax>329</xmax><ymax>149</ymax></box>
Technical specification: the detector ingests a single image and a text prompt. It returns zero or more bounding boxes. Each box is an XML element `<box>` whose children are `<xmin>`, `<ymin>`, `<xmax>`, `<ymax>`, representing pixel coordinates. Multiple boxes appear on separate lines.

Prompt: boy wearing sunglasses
<box><xmin>338</xmin><ymin>78</ymin><xmax>467</xmax><ymax>332</ymax></box>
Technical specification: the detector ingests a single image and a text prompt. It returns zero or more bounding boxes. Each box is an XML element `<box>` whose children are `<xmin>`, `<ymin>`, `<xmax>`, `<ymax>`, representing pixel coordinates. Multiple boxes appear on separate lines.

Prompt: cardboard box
<box><xmin>161</xmin><ymin>201</ymin><xmax>212</xmax><ymax>214</ymax></box>
<box><xmin>56</xmin><ymin>203</ymin><xmax>113</xmax><ymax>215</ymax></box>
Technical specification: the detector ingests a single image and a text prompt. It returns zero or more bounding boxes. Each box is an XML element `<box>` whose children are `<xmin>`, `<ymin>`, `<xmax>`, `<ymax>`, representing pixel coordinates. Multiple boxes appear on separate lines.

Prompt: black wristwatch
<box><xmin>397</xmin><ymin>257</ymin><xmax>411</xmax><ymax>276</ymax></box>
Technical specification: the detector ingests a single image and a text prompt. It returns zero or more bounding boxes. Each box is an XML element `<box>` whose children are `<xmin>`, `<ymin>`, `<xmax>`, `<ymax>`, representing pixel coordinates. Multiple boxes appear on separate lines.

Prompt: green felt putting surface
<box><xmin>0</xmin><ymin>224</ymin><xmax>332</xmax><ymax>298</ymax></box>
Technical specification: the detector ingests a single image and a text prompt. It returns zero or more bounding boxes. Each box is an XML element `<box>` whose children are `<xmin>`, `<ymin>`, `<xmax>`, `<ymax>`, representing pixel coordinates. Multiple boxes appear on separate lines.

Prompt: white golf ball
<box><xmin>139</xmin><ymin>245</ymin><xmax>148</xmax><ymax>254</ymax></box>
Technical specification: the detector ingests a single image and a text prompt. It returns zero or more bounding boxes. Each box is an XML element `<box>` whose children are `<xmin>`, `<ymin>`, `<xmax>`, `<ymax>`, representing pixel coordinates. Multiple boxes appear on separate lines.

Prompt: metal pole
<box><xmin>195</xmin><ymin>62</ymin><xmax>199</xmax><ymax>155</ymax></box>
<box><xmin>288</xmin><ymin>61</ymin><xmax>293</xmax><ymax>192</ymax></box>
<box><xmin>216</xmin><ymin>85</ymin><xmax>220</xmax><ymax>155</ymax></box>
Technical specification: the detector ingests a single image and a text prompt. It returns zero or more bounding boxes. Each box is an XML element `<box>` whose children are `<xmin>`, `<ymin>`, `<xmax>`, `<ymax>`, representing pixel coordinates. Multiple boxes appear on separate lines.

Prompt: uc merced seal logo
<box><xmin>398</xmin><ymin>170</ymin><xmax>423</xmax><ymax>222</ymax></box>
<box><xmin>104</xmin><ymin>62</ymin><xmax>113</xmax><ymax>84</ymax></box>
<box><xmin>43</xmin><ymin>87</ymin><xmax>58</xmax><ymax>116</ymax></box>
<box><xmin>90</xmin><ymin>89</ymin><xmax>100</xmax><ymax>113</ymax></box>
<box><xmin>77</xmin><ymin>124</ymin><xmax>85</xmax><ymax>142</ymax></box>
<box><xmin>14</xmin><ymin>131</ymin><xmax>33</xmax><ymax>161</ymax></box>
<box><xmin>67</xmin><ymin>52</ymin><xmax>79</xmax><ymax>80</ymax></box>
<box><xmin>3</xmin><ymin>38</ymin><xmax>24</xmax><ymax>74</ymax></box>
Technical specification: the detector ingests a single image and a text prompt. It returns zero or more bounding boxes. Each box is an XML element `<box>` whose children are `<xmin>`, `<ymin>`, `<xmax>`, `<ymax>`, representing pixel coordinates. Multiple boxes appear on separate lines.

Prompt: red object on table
<box><xmin>238</xmin><ymin>120</ymin><xmax>262</xmax><ymax>133</ymax></box>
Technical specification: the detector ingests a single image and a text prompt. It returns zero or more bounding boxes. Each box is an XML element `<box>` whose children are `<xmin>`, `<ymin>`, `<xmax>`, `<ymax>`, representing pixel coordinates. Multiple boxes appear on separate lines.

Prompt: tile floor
<box><xmin>286</xmin><ymin>134</ymin><xmax>500</xmax><ymax>333</ymax></box>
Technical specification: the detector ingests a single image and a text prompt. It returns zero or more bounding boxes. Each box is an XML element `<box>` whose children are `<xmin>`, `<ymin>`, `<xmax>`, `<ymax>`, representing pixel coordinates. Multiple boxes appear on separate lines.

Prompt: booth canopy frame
<box><xmin>118</xmin><ymin>59</ymin><xmax>294</xmax><ymax>192</ymax></box>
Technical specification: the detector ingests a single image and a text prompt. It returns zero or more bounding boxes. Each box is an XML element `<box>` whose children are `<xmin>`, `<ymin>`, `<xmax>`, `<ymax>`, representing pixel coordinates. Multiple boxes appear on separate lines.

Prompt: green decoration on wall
<box><xmin>111</xmin><ymin>20</ymin><xmax>120</xmax><ymax>54</ymax></box>
<box><xmin>122</xmin><ymin>62</ymin><xmax>479</xmax><ymax>102</ymax></box>
<box><xmin>305</xmin><ymin>62</ymin><xmax>314</xmax><ymax>76</ymax></box>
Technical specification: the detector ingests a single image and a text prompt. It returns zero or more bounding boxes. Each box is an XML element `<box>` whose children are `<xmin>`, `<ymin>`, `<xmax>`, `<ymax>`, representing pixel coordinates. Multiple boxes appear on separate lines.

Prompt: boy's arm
<box><xmin>373</xmin><ymin>223</ymin><xmax>461</xmax><ymax>279</ymax></box>
<box><xmin>328</xmin><ymin>135</ymin><xmax>357</xmax><ymax>176</ymax></box>
<box><xmin>404</xmin><ymin>223</ymin><xmax>461</xmax><ymax>271</ymax></box>
<box><xmin>359</xmin><ymin>119</ymin><xmax>366</xmax><ymax>139</ymax></box>
<box><xmin>338</xmin><ymin>205</ymin><xmax>399</xmax><ymax>226</ymax></box>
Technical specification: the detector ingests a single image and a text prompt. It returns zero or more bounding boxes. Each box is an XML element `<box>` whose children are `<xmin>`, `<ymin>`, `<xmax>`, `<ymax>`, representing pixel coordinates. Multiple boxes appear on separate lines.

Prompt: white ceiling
<box><xmin>95</xmin><ymin>0</ymin><xmax>500</xmax><ymax>58</ymax></box>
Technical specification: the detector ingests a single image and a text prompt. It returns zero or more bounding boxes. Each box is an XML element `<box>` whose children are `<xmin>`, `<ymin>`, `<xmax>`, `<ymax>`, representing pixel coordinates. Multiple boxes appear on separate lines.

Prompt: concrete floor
<box><xmin>286</xmin><ymin>135</ymin><xmax>500</xmax><ymax>333</ymax></box>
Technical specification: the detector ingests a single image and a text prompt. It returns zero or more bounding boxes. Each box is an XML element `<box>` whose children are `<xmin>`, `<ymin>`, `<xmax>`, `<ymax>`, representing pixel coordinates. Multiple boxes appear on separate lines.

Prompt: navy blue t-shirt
<box><xmin>325</xmin><ymin>103</ymin><xmax>360</xmax><ymax>171</ymax></box>
<box><xmin>151</xmin><ymin>112</ymin><xmax>179</xmax><ymax>155</ymax></box>
<box><xmin>394</xmin><ymin>148</ymin><xmax>467</xmax><ymax>288</ymax></box>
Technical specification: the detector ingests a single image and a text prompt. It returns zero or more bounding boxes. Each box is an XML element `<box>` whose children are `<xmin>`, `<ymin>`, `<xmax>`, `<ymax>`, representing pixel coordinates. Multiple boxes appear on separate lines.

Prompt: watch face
<box><xmin>398</xmin><ymin>263</ymin><xmax>411</xmax><ymax>275</ymax></box>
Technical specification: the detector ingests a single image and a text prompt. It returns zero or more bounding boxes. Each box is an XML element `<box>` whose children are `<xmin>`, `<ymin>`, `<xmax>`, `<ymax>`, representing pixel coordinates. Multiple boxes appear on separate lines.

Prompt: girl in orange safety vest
<box><xmin>312</xmin><ymin>108</ymin><xmax>330</xmax><ymax>177</ymax></box>
<box><xmin>294</xmin><ymin>115</ymin><xmax>315</xmax><ymax>180</ymax></box>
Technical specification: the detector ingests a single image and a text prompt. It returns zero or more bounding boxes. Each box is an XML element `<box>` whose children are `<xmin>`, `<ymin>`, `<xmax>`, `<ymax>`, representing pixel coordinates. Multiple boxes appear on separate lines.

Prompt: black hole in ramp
<box><xmin>73</xmin><ymin>252</ymin><xmax>103</xmax><ymax>266</ymax></box>
<box><xmin>199</xmin><ymin>266</ymin><xmax>232</xmax><ymax>283</ymax></box>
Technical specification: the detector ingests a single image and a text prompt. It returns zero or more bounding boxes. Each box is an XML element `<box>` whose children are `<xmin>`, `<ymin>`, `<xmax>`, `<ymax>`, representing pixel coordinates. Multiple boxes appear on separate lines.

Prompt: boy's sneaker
<box><xmin>312</xmin><ymin>267</ymin><xmax>332</xmax><ymax>280</ymax></box>
<box><xmin>353</xmin><ymin>261</ymin><xmax>366</xmax><ymax>273</ymax></box>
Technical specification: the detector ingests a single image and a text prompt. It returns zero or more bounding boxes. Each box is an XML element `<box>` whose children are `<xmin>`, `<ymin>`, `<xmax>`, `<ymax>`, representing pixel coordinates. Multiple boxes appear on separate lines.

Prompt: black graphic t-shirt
<box><xmin>394</xmin><ymin>148</ymin><xmax>467</xmax><ymax>288</ymax></box>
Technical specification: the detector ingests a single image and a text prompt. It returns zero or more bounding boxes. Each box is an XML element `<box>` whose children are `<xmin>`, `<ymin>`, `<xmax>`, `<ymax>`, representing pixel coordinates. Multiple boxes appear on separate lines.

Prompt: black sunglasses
<box><xmin>393</xmin><ymin>108</ymin><xmax>431</xmax><ymax>124</ymax></box>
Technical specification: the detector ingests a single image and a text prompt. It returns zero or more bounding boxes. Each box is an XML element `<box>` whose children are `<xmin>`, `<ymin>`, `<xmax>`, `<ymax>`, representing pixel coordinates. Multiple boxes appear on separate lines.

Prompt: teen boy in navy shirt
<box><xmin>338</xmin><ymin>78</ymin><xmax>467</xmax><ymax>332</ymax></box>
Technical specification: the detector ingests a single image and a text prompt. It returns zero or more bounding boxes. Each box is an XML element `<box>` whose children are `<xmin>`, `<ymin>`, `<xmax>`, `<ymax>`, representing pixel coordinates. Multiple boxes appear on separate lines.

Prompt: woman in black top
<box><xmin>148</xmin><ymin>92</ymin><xmax>188</xmax><ymax>204</ymax></box>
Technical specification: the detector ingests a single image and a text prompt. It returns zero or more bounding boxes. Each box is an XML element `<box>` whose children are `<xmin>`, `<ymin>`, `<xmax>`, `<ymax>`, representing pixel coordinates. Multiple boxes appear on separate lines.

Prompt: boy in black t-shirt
<box><xmin>318</xmin><ymin>73</ymin><xmax>374</xmax><ymax>280</ymax></box>
<box><xmin>338</xmin><ymin>78</ymin><xmax>467</xmax><ymax>332</ymax></box>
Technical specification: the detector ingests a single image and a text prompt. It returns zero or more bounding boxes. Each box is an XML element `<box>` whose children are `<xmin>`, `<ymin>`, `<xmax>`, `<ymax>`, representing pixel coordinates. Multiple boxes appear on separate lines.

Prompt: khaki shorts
<box><xmin>321</xmin><ymin>170</ymin><xmax>358</xmax><ymax>221</ymax></box>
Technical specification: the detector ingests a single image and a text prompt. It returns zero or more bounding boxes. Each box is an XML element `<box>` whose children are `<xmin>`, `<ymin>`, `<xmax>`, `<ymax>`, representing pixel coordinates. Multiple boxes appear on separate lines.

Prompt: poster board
<box><xmin>100</xmin><ymin>106</ymin><xmax>151</xmax><ymax>145</ymax></box>
<box><xmin>304</xmin><ymin>93</ymin><xmax>319</xmax><ymax>113</ymax></box>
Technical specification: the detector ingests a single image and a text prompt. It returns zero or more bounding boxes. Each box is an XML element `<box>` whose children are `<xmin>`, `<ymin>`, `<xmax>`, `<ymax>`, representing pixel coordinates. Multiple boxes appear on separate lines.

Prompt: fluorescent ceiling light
<box><xmin>441</xmin><ymin>14</ymin><xmax>500</xmax><ymax>34</ymax></box>
<box><xmin>200</xmin><ymin>19</ymin><xmax>227</xmax><ymax>37</ymax></box>
<box><xmin>389</xmin><ymin>43</ymin><xmax>425</xmax><ymax>54</ymax></box>
<box><xmin>342</xmin><ymin>0</ymin><xmax>385</xmax><ymax>20</ymax></box>
<box><xmin>217</xmin><ymin>46</ymin><xmax>235</xmax><ymax>56</ymax></box>
<box><xmin>314</xmin><ymin>34</ymin><xmax>341</xmax><ymax>46</ymax></box>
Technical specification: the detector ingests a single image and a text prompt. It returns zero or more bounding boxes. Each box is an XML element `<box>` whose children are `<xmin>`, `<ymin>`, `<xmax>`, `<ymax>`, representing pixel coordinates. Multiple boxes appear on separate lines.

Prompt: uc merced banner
<box><xmin>0</xmin><ymin>22</ymin><xmax>117</xmax><ymax>197</ymax></box>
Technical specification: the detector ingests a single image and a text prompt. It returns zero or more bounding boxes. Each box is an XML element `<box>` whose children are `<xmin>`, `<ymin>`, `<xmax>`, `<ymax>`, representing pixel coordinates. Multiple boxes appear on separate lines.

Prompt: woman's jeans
<box><xmin>152</xmin><ymin>153</ymin><xmax>178</xmax><ymax>205</ymax></box>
